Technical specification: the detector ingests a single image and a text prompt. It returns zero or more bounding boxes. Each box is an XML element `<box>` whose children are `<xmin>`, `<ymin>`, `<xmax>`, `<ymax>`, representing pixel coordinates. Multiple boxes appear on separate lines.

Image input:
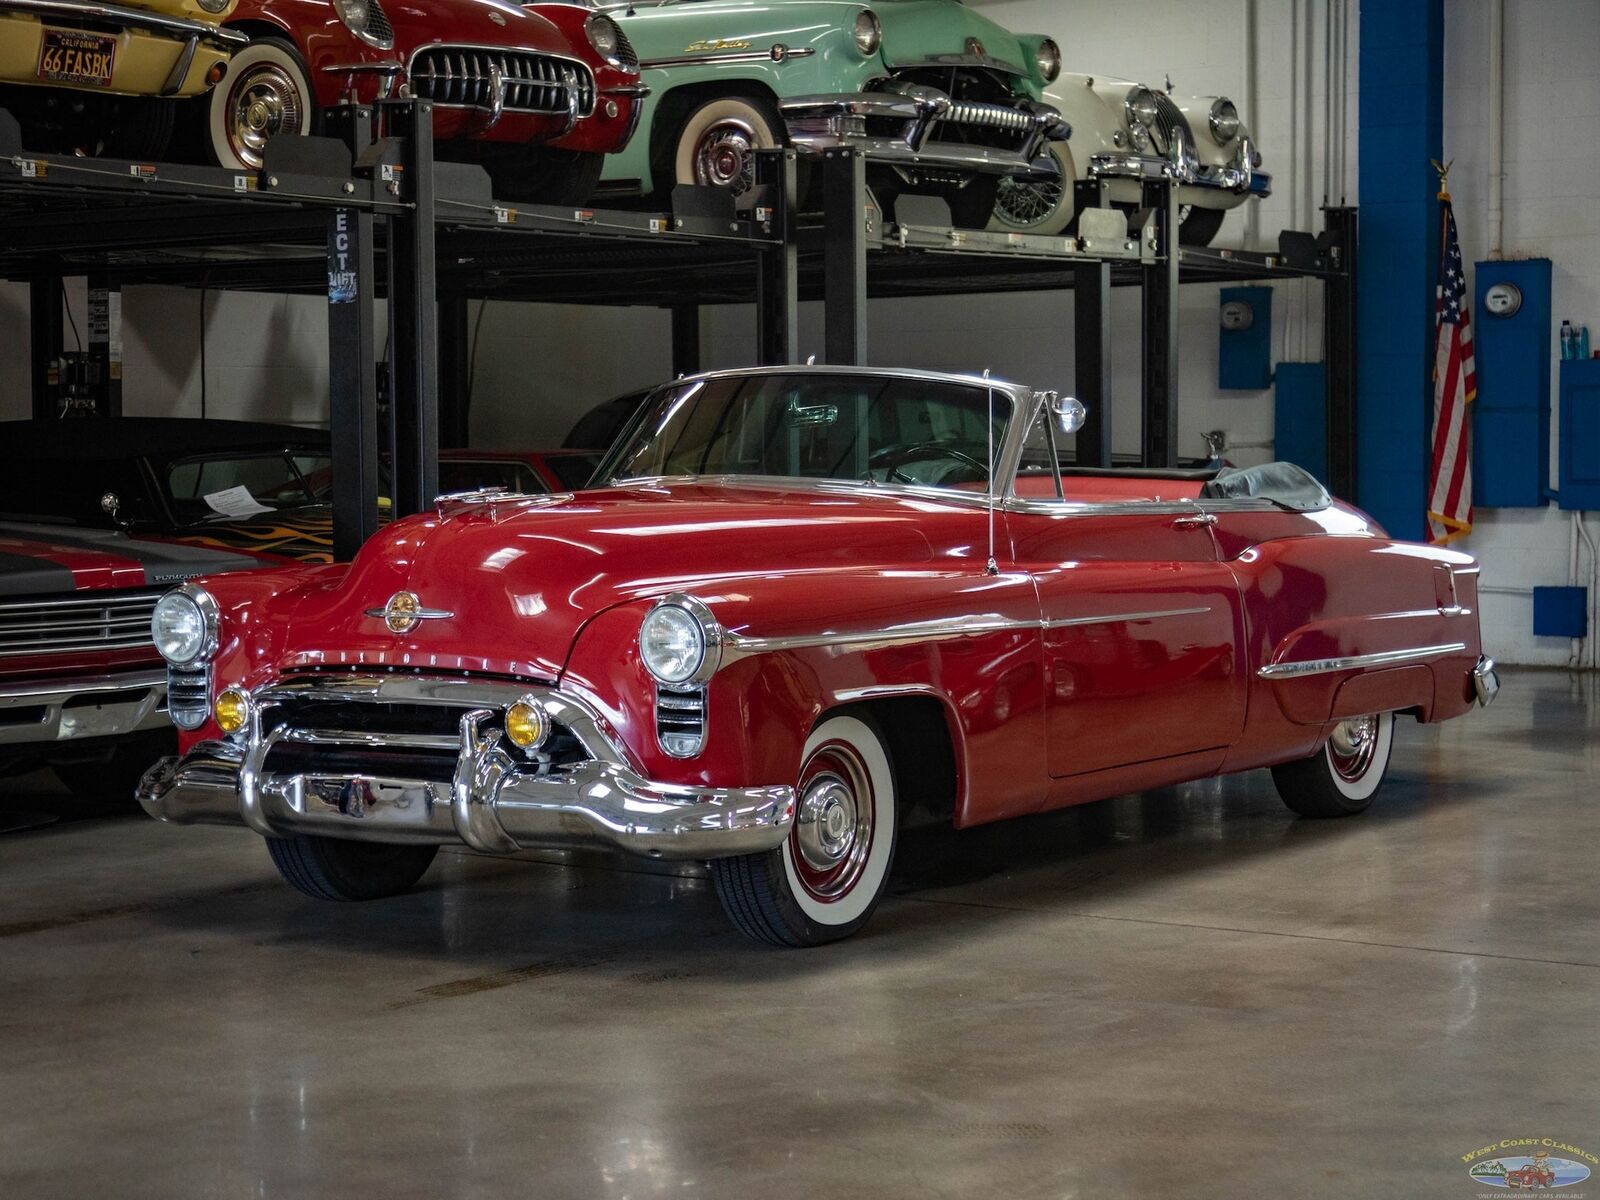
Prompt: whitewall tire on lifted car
<box><xmin>710</xmin><ymin>712</ymin><xmax>898</xmax><ymax>946</ymax></box>
<box><xmin>1271</xmin><ymin>710</ymin><xmax>1395</xmax><ymax>817</ymax></box>
<box><xmin>207</xmin><ymin>37</ymin><xmax>316</xmax><ymax>171</ymax></box>
<box><xmin>672</xmin><ymin>95</ymin><xmax>783</xmax><ymax>209</ymax></box>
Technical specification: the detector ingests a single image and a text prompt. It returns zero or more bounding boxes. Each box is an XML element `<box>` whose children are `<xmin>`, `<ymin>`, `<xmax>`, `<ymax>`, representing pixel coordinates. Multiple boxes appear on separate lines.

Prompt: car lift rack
<box><xmin>0</xmin><ymin>100</ymin><xmax>1354</xmax><ymax>560</ymax></box>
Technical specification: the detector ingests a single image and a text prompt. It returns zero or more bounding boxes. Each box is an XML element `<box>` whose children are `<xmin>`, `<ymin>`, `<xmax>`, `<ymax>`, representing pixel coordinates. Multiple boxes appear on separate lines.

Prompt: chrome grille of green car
<box><xmin>942</xmin><ymin>100</ymin><xmax>1036</xmax><ymax>134</ymax></box>
<box><xmin>409</xmin><ymin>48</ymin><xmax>596</xmax><ymax>117</ymax></box>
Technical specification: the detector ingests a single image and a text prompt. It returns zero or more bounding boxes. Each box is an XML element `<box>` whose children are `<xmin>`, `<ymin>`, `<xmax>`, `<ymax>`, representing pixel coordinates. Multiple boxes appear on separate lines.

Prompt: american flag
<box><xmin>1427</xmin><ymin>194</ymin><xmax>1476</xmax><ymax>544</ymax></box>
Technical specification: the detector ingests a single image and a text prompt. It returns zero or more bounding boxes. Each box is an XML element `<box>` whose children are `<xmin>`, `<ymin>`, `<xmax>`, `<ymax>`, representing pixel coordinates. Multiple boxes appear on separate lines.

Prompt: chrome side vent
<box><xmin>655</xmin><ymin>686</ymin><xmax>706</xmax><ymax>758</ymax></box>
<box><xmin>167</xmin><ymin>664</ymin><xmax>211</xmax><ymax>731</ymax></box>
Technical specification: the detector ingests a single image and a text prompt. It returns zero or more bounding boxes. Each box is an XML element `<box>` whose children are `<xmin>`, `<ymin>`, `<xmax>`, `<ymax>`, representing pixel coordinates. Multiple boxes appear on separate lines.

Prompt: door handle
<box><xmin>1172</xmin><ymin>513</ymin><xmax>1217</xmax><ymax>528</ymax></box>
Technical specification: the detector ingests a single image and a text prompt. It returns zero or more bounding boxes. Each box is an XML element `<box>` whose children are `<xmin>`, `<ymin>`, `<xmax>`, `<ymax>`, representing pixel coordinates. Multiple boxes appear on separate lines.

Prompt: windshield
<box><xmin>164</xmin><ymin>452</ymin><xmax>329</xmax><ymax>525</ymax></box>
<box><xmin>594</xmin><ymin>373</ymin><xmax>1015</xmax><ymax>492</ymax></box>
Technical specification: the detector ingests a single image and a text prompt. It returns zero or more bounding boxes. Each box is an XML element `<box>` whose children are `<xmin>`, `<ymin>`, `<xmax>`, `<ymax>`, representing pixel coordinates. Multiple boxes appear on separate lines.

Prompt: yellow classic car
<box><xmin>1</xmin><ymin>0</ymin><xmax>245</xmax><ymax>155</ymax></box>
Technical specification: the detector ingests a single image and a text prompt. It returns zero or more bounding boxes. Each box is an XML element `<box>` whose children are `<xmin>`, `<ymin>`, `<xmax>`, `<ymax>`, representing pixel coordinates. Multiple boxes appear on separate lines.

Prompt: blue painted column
<box><xmin>1357</xmin><ymin>0</ymin><xmax>1443</xmax><ymax>539</ymax></box>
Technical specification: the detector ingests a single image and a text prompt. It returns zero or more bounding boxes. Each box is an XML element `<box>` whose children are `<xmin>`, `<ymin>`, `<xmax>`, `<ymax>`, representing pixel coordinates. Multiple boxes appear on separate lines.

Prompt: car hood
<box><xmin>382</xmin><ymin>0</ymin><xmax>568</xmax><ymax>55</ymax></box>
<box><xmin>0</xmin><ymin>520</ymin><xmax>264</xmax><ymax>596</ymax></box>
<box><xmin>875</xmin><ymin>0</ymin><xmax>1029</xmax><ymax>76</ymax></box>
<box><xmin>264</xmin><ymin>482</ymin><xmax>949</xmax><ymax>680</ymax></box>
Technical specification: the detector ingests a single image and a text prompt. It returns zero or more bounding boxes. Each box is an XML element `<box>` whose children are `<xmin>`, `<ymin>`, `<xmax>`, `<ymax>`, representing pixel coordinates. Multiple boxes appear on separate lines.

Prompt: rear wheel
<box><xmin>266</xmin><ymin>835</ymin><xmax>438</xmax><ymax>901</ymax></box>
<box><xmin>1271</xmin><ymin>711</ymin><xmax>1395</xmax><ymax>817</ymax></box>
<box><xmin>710</xmin><ymin>712</ymin><xmax>898</xmax><ymax>946</ymax></box>
<box><xmin>1179</xmin><ymin>204</ymin><xmax>1228</xmax><ymax>247</ymax></box>
<box><xmin>205</xmin><ymin>37</ymin><xmax>316</xmax><ymax>170</ymax></box>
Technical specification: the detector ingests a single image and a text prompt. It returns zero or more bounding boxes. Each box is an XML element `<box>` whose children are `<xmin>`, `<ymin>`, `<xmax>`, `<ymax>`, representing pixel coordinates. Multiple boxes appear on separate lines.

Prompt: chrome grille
<box><xmin>410</xmin><ymin>48</ymin><xmax>596</xmax><ymax>117</ymax></box>
<box><xmin>1153</xmin><ymin>92</ymin><xmax>1194</xmax><ymax>156</ymax></box>
<box><xmin>942</xmin><ymin>100</ymin><xmax>1035</xmax><ymax>134</ymax></box>
<box><xmin>0</xmin><ymin>588</ymin><xmax>161</xmax><ymax>657</ymax></box>
<box><xmin>167</xmin><ymin>663</ymin><xmax>211</xmax><ymax>731</ymax></box>
<box><xmin>655</xmin><ymin>686</ymin><xmax>706</xmax><ymax>758</ymax></box>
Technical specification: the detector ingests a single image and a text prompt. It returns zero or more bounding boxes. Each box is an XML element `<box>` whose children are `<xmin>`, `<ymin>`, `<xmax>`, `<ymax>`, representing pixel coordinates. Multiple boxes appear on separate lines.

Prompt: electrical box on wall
<box><xmin>1218</xmin><ymin>287</ymin><xmax>1272</xmax><ymax>390</ymax></box>
<box><xmin>1273</xmin><ymin>362</ymin><xmax>1327</xmax><ymax>482</ymax></box>
<box><xmin>1533</xmin><ymin>587</ymin><xmax>1588</xmax><ymax>638</ymax></box>
<box><xmin>1559</xmin><ymin>358</ymin><xmax>1600</xmax><ymax>510</ymax></box>
<box><xmin>1472</xmin><ymin>258</ymin><xmax>1551</xmax><ymax>507</ymax></box>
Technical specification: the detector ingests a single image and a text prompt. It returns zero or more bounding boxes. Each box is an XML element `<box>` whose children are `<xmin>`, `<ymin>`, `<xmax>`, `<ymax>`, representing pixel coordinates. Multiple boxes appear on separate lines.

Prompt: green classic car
<box><xmin>593</xmin><ymin>0</ymin><xmax>1068</xmax><ymax>227</ymax></box>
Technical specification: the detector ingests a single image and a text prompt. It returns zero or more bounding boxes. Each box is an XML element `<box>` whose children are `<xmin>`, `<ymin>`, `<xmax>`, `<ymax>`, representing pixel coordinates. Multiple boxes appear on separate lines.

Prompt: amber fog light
<box><xmin>214</xmin><ymin>687</ymin><xmax>252</xmax><ymax>735</ymax></box>
<box><xmin>505</xmin><ymin>698</ymin><xmax>549</xmax><ymax>750</ymax></box>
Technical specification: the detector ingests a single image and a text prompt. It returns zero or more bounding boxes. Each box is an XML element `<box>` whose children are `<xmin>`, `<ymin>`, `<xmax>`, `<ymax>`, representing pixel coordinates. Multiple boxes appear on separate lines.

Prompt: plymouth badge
<box><xmin>366</xmin><ymin>591</ymin><xmax>454</xmax><ymax>633</ymax></box>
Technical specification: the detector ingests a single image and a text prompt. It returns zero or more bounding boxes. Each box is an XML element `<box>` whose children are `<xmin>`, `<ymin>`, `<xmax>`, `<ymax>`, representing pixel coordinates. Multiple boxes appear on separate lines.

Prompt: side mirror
<box><xmin>1048</xmin><ymin>393</ymin><xmax>1087</xmax><ymax>435</ymax></box>
<box><xmin>100</xmin><ymin>492</ymin><xmax>126</xmax><ymax>527</ymax></box>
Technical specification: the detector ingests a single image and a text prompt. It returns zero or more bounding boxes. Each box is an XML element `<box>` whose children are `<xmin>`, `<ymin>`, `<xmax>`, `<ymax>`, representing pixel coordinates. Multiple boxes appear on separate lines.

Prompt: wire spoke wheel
<box><xmin>994</xmin><ymin>175</ymin><xmax>1064</xmax><ymax>229</ymax></box>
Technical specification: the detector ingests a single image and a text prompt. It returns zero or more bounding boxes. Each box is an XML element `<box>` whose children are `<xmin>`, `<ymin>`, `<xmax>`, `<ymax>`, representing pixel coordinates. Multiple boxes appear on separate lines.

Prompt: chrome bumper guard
<box><xmin>0</xmin><ymin>668</ymin><xmax>167</xmax><ymax>746</ymax></box>
<box><xmin>1473</xmin><ymin>655</ymin><xmax>1500</xmax><ymax>707</ymax></box>
<box><xmin>0</xmin><ymin>0</ymin><xmax>248</xmax><ymax>49</ymax></box>
<box><xmin>781</xmin><ymin>87</ymin><xmax>1069</xmax><ymax>179</ymax></box>
<box><xmin>1088</xmin><ymin>138</ymin><xmax>1272</xmax><ymax>197</ymax></box>
<box><xmin>136</xmin><ymin>675</ymin><xmax>796</xmax><ymax>861</ymax></box>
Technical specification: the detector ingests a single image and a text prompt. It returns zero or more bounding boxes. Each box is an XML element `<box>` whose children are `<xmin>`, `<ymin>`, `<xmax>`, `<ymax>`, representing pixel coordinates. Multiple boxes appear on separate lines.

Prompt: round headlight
<box><xmin>852</xmin><ymin>8</ymin><xmax>881</xmax><ymax>56</ymax></box>
<box><xmin>639</xmin><ymin>596</ymin><xmax>721</xmax><ymax>686</ymax></box>
<box><xmin>1209</xmin><ymin>97</ymin><xmax>1241</xmax><ymax>143</ymax></box>
<box><xmin>1034</xmin><ymin>38</ymin><xmax>1061</xmax><ymax>84</ymax></box>
<box><xmin>1127</xmin><ymin>121</ymin><xmax>1152</xmax><ymax>153</ymax></box>
<box><xmin>1126</xmin><ymin>86</ymin><xmax>1159</xmax><ymax>129</ymax></box>
<box><xmin>151</xmin><ymin>588</ymin><xmax>216</xmax><ymax>666</ymax></box>
<box><xmin>195</xmin><ymin>0</ymin><xmax>229</xmax><ymax>13</ymax></box>
<box><xmin>586</xmin><ymin>13</ymin><xmax>621</xmax><ymax>61</ymax></box>
<box><xmin>333</xmin><ymin>0</ymin><xmax>370</xmax><ymax>32</ymax></box>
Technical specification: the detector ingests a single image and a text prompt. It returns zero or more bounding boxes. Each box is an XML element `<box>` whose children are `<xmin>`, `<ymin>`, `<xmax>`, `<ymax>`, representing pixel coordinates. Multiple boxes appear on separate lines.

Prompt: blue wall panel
<box><xmin>1473</xmin><ymin>258</ymin><xmax>1551</xmax><ymax>507</ymax></box>
<box><xmin>1356</xmin><ymin>0</ymin><xmax>1444</xmax><ymax>540</ymax></box>
<box><xmin>1274</xmin><ymin>362</ymin><xmax>1328</xmax><ymax>483</ymax></box>
<box><xmin>1219</xmin><ymin>287</ymin><xmax>1273</xmax><ymax>390</ymax></box>
<box><xmin>1559</xmin><ymin>358</ymin><xmax>1600</xmax><ymax>511</ymax></box>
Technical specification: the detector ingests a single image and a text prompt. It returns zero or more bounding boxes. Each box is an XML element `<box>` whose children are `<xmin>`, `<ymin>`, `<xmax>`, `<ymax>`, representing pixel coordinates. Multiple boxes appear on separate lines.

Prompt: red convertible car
<box><xmin>137</xmin><ymin>367</ymin><xmax>1497</xmax><ymax>946</ymax></box>
<box><xmin>200</xmin><ymin>0</ymin><xmax>645</xmax><ymax>200</ymax></box>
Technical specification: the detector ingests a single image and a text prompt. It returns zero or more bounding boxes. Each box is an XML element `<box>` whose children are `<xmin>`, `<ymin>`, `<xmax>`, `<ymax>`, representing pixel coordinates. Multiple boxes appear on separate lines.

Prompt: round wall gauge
<box><xmin>1220</xmin><ymin>299</ymin><xmax>1254</xmax><ymax>331</ymax></box>
<box><xmin>1484</xmin><ymin>282</ymin><xmax>1523</xmax><ymax>317</ymax></box>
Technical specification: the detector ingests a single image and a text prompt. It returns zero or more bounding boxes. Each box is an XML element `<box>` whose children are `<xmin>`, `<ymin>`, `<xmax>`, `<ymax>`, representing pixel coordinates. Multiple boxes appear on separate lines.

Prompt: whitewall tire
<box><xmin>207</xmin><ymin>37</ymin><xmax>315</xmax><ymax>171</ymax></box>
<box><xmin>989</xmin><ymin>141</ymin><xmax>1077</xmax><ymax>235</ymax></box>
<box><xmin>1271</xmin><ymin>710</ymin><xmax>1395</xmax><ymax>817</ymax></box>
<box><xmin>710</xmin><ymin>712</ymin><xmax>898</xmax><ymax>946</ymax></box>
<box><xmin>672</xmin><ymin>95</ymin><xmax>782</xmax><ymax>209</ymax></box>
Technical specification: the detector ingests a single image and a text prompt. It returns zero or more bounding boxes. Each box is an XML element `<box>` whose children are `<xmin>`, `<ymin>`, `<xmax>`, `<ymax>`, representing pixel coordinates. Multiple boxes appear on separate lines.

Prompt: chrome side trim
<box><xmin>1043</xmin><ymin>606</ymin><xmax>1211</xmax><ymax>630</ymax></box>
<box><xmin>1258</xmin><ymin>642</ymin><xmax>1469</xmax><ymax>680</ymax></box>
<box><xmin>640</xmin><ymin>45</ymin><xmax>815</xmax><ymax>69</ymax></box>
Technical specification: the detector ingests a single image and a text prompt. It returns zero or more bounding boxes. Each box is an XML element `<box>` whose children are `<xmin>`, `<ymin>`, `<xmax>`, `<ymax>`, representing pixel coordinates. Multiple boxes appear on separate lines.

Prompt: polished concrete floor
<box><xmin>1</xmin><ymin>668</ymin><xmax>1596</xmax><ymax>1199</ymax></box>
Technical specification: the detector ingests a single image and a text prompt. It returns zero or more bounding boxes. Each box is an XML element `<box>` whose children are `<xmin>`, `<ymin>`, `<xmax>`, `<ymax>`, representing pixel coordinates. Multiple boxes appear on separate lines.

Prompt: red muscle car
<box><xmin>0</xmin><ymin>520</ymin><xmax>260</xmax><ymax>800</ymax></box>
<box><xmin>137</xmin><ymin>367</ymin><xmax>1498</xmax><ymax>946</ymax></box>
<box><xmin>199</xmin><ymin>0</ymin><xmax>645</xmax><ymax>201</ymax></box>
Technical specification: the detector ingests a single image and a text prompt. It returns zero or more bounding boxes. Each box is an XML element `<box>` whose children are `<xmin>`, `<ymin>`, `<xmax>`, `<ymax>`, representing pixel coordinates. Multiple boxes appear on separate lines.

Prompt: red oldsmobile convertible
<box><xmin>201</xmin><ymin>0</ymin><xmax>645</xmax><ymax>201</ymax></box>
<box><xmin>138</xmin><ymin>367</ymin><xmax>1498</xmax><ymax>946</ymax></box>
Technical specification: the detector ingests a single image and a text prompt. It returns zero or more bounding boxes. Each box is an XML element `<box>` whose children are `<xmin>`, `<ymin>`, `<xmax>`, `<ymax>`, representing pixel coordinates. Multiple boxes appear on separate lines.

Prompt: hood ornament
<box><xmin>366</xmin><ymin>591</ymin><xmax>454</xmax><ymax>634</ymax></box>
<box><xmin>966</xmin><ymin>37</ymin><xmax>985</xmax><ymax>58</ymax></box>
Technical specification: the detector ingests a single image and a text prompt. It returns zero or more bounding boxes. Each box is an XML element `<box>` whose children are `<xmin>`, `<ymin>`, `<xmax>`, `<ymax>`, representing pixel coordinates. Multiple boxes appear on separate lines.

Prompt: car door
<box><xmin>1009</xmin><ymin>500</ymin><xmax>1248</xmax><ymax>778</ymax></box>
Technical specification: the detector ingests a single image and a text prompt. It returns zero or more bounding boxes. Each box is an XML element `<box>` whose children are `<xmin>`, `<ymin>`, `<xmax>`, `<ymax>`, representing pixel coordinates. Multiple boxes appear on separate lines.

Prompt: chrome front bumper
<box><xmin>0</xmin><ymin>0</ymin><xmax>249</xmax><ymax>50</ymax></box>
<box><xmin>1473</xmin><ymin>655</ymin><xmax>1500</xmax><ymax>707</ymax></box>
<box><xmin>1088</xmin><ymin>142</ymin><xmax>1272</xmax><ymax>197</ymax></box>
<box><xmin>781</xmin><ymin>88</ymin><xmax>1068</xmax><ymax>179</ymax></box>
<box><xmin>0</xmin><ymin>668</ymin><xmax>167</xmax><ymax>747</ymax></box>
<box><xmin>137</xmin><ymin>675</ymin><xmax>796</xmax><ymax>861</ymax></box>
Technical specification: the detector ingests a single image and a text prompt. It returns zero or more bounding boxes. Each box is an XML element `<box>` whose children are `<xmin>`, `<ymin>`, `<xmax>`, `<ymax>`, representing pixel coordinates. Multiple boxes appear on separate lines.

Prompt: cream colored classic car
<box><xmin>0</xmin><ymin>0</ymin><xmax>244</xmax><ymax>156</ymax></box>
<box><xmin>990</xmin><ymin>73</ymin><xmax>1269</xmax><ymax>246</ymax></box>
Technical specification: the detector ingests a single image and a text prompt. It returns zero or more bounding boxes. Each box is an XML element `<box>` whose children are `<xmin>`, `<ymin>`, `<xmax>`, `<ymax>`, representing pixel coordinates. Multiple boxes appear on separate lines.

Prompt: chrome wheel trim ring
<box><xmin>994</xmin><ymin>175</ymin><xmax>1064</xmax><ymax>228</ymax></box>
<box><xmin>228</xmin><ymin>64</ymin><xmax>304</xmax><ymax>170</ymax></box>
<box><xmin>788</xmin><ymin>742</ymin><xmax>875</xmax><ymax>903</ymax></box>
<box><xmin>693</xmin><ymin>119</ymin><xmax>758</xmax><ymax>194</ymax></box>
<box><xmin>1328</xmin><ymin>713</ymin><xmax>1379</xmax><ymax>782</ymax></box>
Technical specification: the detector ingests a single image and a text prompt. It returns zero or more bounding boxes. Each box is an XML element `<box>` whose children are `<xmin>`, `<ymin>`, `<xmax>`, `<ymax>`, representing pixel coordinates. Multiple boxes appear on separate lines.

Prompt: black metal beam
<box><xmin>1073</xmin><ymin>260</ymin><xmax>1112</xmax><ymax>466</ymax></box>
<box><xmin>1323</xmin><ymin>205</ymin><xmax>1358</xmax><ymax>500</ymax></box>
<box><xmin>671</xmin><ymin>303</ymin><xmax>701</xmax><ymax>377</ymax></box>
<box><xmin>28</xmin><ymin>272</ymin><xmax>61</xmax><ymax>419</ymax></box>
<box><xmin>437</xmin><ymin>293</ymin><xmax>472</xmax><ymax>448</ymax></box>
<box><xmin>755</xmin><ymin>150</ymin><xmax>798</xmax><ymax>366</ymax></box>
<box><xmin>1140</xmin><ymin>177</ymin><xmax>1179</xmax><ymax>466</ymax></box>
<box><xmin>327</xmin><ymin>208</ymin><xmax>380</xmax><ymax>560</ymax></box>
<box><xmin>822</xmin><ymin>149</ymin><xmax>867</xmax><ymax>365</ymax></box>
<box><xmin>389</xmin><ymin>101</ymin><xmax>439</xmax><ymax>516</ymax></box>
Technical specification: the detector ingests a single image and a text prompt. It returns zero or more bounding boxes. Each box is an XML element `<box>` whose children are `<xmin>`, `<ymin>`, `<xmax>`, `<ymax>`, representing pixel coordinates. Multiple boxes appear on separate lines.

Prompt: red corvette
<box><xmin>138</xmin><ymin>367</ymin><xmax>1497</xmax><ymax>945</ymax></box>
<box><xmin>202</xmin><ymin>0</ymin><xmax>645</xmax><ymax>200</ymax></box>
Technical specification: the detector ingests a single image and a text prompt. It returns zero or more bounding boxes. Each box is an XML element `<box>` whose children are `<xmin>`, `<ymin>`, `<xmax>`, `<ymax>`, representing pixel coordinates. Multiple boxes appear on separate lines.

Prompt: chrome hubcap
<box><xmin>1328</xmin><ymin>713</ymin><xmax>1379</xmax><ymax>781</ymax></box>
<box><xmin>788</xmin><ymin>742</ymin><xmax>875</xmax><ymax>902</ymax></box>
<box><xmin>229</xmin><ymin>65</ymin><xmax>303</xmax><ymax>169</ymax></box>
<box><xmin>694</xmin><ymin>120</ymin><xmax>757</xmax><ymax>194</ymax></box>
<box><xmin>796</xmin><ymin>775</ymin><xmax>857</xmax><ymax>871</ymax></box>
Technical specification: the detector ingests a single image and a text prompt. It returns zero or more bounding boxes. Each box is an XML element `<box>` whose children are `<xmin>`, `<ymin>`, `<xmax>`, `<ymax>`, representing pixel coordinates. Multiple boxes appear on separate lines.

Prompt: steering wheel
<box><xmin>869</xmin><ymin>444</ymin><xmax>990</xmax><ymax>486</ymax></box>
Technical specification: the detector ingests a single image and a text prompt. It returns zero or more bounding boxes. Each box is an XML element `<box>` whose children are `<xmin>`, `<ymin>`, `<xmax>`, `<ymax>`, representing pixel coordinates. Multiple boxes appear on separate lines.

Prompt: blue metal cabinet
<box><xmin>1559</xmin><ymin>357</ymin><xmax>1600</xmax><ymax>511</ymax></box>
<box><xmin>1473</xmin><ymin>258</ymin><xmax>1551</xmax><ymax>507</ymax></box>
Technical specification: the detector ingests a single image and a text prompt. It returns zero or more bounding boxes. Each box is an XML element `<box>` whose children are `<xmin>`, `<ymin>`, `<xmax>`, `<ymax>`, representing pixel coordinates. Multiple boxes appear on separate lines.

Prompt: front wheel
<box><xmin>710</xmin><ymin>712</ymin><xmax>898</xmax><ymax>947</ymax></box>
<box><xmin>671</xmin><ymin>94</ymin><xmax>783</xmax><ymax>210</ymax></box>
<box><xmin>487</xmin><ymin>147</ymin><xmax>604</xmax><ymax>205</ymax></box>
<box><xmin>266</xmin><ymin>835</ymin><xmax>438</xmax><ymax>901</ymax></box>
<box><xmin>989</xmin><ymin>142</ymin><xmax>1078</xmax><ymax>235</ymax></box>
<box><xmin>205</xmin><ymin>37</ymin><xmax>316</xmax><ymax>170</ymax></box>
<box><xmin>1271</xmin><ymin>711</ymin><xmax>1395</xmax><ymax>817</ymax></box>
<box><xmin>1178</xmin><ymin>204</ymin><xmax>1228</xmax><ymax>247</ymax></box>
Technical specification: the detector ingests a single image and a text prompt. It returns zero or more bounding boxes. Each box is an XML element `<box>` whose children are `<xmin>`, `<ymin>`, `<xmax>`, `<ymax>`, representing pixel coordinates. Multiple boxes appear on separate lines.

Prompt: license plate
<box><xmin>37</xmin><ymin>28</ymin><xmax>117</xmax><ymax>88</ymax></box>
